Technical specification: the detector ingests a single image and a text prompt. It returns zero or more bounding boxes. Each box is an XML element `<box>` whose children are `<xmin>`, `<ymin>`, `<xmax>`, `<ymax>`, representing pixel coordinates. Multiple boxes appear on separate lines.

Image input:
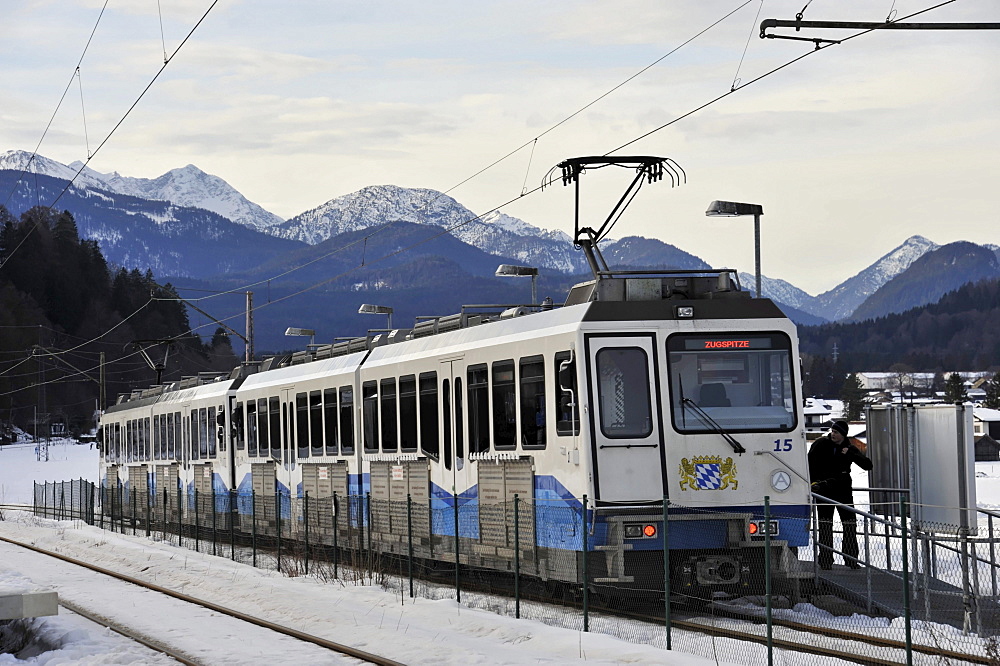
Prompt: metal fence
<box><xmin>29</xmin><ymin>482</ymin><xmax>1000</xmax><ymax>665</ymax></box>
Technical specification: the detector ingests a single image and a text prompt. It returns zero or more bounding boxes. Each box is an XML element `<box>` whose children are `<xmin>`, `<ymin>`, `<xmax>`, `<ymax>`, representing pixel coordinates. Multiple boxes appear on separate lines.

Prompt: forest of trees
<box><xmin>0</xmin><ymin>205</ymin><xmax>238</xmax><ymax>435</ymax></box>
<box><xmin>798</xmin><ymin>276</ymin><xmax>1000</xmax><ymax>398</ymax></box>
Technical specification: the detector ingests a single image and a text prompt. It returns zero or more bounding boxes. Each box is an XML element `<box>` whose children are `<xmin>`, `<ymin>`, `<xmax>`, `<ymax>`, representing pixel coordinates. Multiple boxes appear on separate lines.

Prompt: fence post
<box><xmin>162</xmin><ymin>487</ymin><xmax>168</xmax><ymax>543</ymax></box>
<box><xmin>582</xmin><ymin>494</ymin><xmax>589</xmax><ymax>633</ymax></box>
<box><xmin>764</xmin><ymin>496</ymin><xmax>773</xmax><ymax>666</ymax></box>
<box><xmin>276</xmin><ymin>490</ymin><xmax>282</xmax><ymax>573</ymax></box>
<box><xmin>131</xmin><ymin>486</ymin><xmax>137</xmax><ymax>536</ymax></box>
<box><xmin>146</xmin><ymin>482</ymin><xmax>152</xmax><ymax>538</ymax></box>
<box><xmin>230</xmin><ymin>489</ymin><xmax>236</xmax><ymax>562</ymax></box>
<box><xmin>454</xmin><ymin>492</ymin><xmax>461</xmax><ymax>603</ymax></box>
<box><xmin>407</xmin><ymin>494</ymin><xmax>414</xmax><ymax>598</ymax></box>
<box><xmin>212</xmin><ymin>484</ymin><xmax>217</xmax><ymax>557</ymax></box>
<box><xmin>514</xmin><ymin>494</ymin><xmax>520</xmax><ymax>619</ymax></box>
<box><xmin>194</xmin><ymin>488</ymin><xmax>200</xmax><ymax>553</ymax></box>
<box><xmin>901</xmin><ymin>497</ymin><xmax>912</xmax><ymax>666</ymax></box>
<box><xmin>252</xmin><ymin>489</ymin><xmax>258</xmax><ymax>568</ymax></box>
<box><xmin>333</xmin><ymin>492</ymin><xmax>339</xmax><ymax>580</ymax></box>
<box><xmin>304</xmin><ymin>491</ymin><xmax>310</xmax><ymax>576</ymax></box>
<box><xmin>176</xmin><ymin>485</ymin><xmax>182</xmax><ymax>548</ymax></box>
<box><xmin>366</xmin><ymin>491</ymin><xmax>373</xmax><ymax>563</ymax></box>
<box><xmin>663</xmin><ymin>497</ymin><xmax>671</xmax><ymax>650</ymax></box>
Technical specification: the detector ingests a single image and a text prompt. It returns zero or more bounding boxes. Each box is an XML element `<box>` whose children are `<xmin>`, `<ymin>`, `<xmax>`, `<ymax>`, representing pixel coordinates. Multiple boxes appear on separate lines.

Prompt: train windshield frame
<box><xmin>666</xmin><ymin>331</ymin><xmax>797</xmax><ymax>434</ymax></box>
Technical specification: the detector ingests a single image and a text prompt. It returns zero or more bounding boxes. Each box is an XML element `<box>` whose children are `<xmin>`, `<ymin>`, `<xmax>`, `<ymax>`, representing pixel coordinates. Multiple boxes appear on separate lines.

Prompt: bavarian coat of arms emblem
<box><xmin>679</xmin><ymin>455</ymin><xmax>738</xmax><ymax>491</ymax></box>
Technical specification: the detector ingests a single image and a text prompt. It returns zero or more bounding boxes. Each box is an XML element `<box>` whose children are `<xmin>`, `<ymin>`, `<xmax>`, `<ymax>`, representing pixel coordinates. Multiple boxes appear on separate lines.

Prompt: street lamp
<box><xmin>495</xmin><ymin>264</ymin><xmax>538</xmax><ymax>305</ymax></box>
<box><xmin>284</xmin><ymin>327</ymin><xmax>315</xmax><ymax>347</ymax></box>
<box><xmin>705</xmin><ymin>200</ymin><xmax>764</xmax><ymax>299</ymax></box>
<box><xmin>358</xmin><ymin>303</ymin><xmax>393</xmax><ymax>330</ymax></box>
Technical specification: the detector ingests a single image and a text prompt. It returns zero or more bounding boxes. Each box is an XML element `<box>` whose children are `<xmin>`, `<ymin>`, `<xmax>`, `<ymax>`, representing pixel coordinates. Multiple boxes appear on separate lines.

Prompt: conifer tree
<box><xmin>840</xmin><ymin>373</ymin><xmax>867</xmax><ymax>421</ymax></box>
<box><xmin>944</xmin><ymin>373</ymin><xmax>968</xmax><ymax>403</ymax></box>
<box><xmin>984</xmin><ymin>373</ymin><xmax>1000</xmax><ymax>410</ymax></box>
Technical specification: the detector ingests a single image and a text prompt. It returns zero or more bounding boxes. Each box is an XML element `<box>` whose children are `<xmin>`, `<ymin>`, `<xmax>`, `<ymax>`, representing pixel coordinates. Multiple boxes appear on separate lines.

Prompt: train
<box><xmin>98</xmin><ymin>157</ymin><xmax>812</xmax><ymax>596</ymax></box>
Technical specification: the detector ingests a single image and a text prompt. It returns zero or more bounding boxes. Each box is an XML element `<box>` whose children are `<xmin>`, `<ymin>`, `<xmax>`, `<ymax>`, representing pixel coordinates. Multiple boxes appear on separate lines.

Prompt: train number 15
<box><xmin>773</xmin><ymin>438</ymin><xmax>792</xmax><ymax>452</ymax></box>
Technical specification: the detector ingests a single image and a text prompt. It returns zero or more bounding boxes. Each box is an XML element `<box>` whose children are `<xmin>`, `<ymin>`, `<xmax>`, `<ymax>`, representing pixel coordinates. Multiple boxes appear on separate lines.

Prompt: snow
<box><xmin>1</xmin><ymin>439</ymin><xmax>730</xmax><ymax>665</ymax></box>
<box><xmin>5</xmin><ymin>438</ymin><xmax>1000</xmax><ymax>664</ymax></box>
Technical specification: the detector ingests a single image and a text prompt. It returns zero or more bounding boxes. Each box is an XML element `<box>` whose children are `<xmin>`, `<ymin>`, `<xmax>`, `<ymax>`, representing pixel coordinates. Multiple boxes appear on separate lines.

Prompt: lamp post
<box><xmin>358</xmin><ymin>303</ymin><xmax>393</xmax><ymax>330</ymax></box>
<box><xmin>495</xmin><ymin>264</ymin><xmax>538</xmax><ymax>306</ymax></box>
<box><xmin>284</xmin><ymin>327</ymin><xmax>315</xmax><ymax>347</ymax></box>
<box><xmin>705</xmin><ymin>201</ymin><xmax>763</xmax><ymax>299</ymax></box>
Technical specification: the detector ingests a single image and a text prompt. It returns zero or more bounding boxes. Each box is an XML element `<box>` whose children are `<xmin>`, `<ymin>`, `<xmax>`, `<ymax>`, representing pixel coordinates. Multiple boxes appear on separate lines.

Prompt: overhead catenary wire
<box><xmin>0</xmin><ymin>0</ymin><xmax>963</xmax><ymax>392</ymax></box>
<box><xmin>0</xmin><ymin>0</ymin><xmax>221</xmax><ymax>273</ymax></box>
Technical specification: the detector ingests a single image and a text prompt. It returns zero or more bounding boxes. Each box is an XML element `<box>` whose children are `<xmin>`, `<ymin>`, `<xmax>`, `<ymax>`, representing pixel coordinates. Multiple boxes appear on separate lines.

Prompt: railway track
<box><xmin>0</xmin><ymin>534</ymin><xmax>403</xmax><ymax>666</ymax></box>
<box><xmin>9</xmin><ymin>507</ymin><xmax>987</xmax><ymax>665</ymax></box>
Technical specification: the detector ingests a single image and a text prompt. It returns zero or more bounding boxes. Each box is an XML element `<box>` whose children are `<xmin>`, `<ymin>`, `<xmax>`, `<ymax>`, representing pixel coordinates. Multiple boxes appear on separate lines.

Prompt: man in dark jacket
<box><xmin>808</xmin><ymin>420</ymin><xmax>873</xmax><ymax>569</ymax></box>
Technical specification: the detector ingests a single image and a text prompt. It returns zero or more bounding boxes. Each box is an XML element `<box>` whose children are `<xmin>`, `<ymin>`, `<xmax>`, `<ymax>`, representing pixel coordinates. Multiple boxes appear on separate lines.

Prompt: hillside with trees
<box><xmin>0</xmin><ymin>205</ymin><xmax>238</xmax><ymax>435</ymax></box>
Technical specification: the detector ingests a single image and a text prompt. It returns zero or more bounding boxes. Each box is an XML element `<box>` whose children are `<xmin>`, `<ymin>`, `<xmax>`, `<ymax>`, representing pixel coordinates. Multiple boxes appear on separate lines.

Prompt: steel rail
<box><xmin>0</xmin><ymin>534</ymin><xmax>403</xmax><ymax>666</ymax></box>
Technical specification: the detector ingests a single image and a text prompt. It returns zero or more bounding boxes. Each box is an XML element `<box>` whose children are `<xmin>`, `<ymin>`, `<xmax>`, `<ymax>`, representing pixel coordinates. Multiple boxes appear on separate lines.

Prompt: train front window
<box><xmin>667</xmin><ymin>333</ymin><xmax>796</xmax><ymax>433</ymax></box>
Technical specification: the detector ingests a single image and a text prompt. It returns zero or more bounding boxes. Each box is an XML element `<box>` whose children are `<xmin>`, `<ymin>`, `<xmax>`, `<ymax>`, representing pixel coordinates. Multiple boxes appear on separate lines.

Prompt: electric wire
<box><xmin>0</xmin><ymin>0</ymin><xmax>220</xmax><ymax>273</ymax></box>
<box><xmin>0</xmin><ymin>0</ymin><xmax>963</xmax><ymax>396</ymax></box>
<box><xmin>167</xmin><ymin>1</ymin><xmax>754</xmax><ymax>305</ymax></box>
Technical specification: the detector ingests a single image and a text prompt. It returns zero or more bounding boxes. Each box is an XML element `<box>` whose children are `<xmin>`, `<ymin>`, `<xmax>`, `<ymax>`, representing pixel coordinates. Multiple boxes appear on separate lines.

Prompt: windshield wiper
<box><xmin>681</xmin><ymin>397</ymin><xmax>746</xmax><ymax>455</ymax></box>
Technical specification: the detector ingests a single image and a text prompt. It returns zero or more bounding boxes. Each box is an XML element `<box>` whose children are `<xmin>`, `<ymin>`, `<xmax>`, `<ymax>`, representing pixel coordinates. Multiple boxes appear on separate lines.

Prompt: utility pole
<box><xmin>246</xmin><ymin>291</ymin><xmax>254</xmax><ymax>363</ymax></box>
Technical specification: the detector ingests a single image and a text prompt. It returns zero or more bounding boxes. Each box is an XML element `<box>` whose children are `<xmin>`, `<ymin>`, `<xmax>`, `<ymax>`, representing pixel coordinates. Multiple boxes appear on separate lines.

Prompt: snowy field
<box><xmin>2</xmin><ymin>438</ymin><xmax>998</xmax><ymax>664</ymax></box>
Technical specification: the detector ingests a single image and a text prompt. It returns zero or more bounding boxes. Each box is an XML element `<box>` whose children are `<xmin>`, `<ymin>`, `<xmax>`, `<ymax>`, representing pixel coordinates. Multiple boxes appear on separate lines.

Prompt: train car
<box><xmin>100</xmin><ymin>372</ymin><xmax>244</xmax><ymax>520</ymax></box>
<box><xmin>99</xmin><ymin>156</ymin><xmax>812</xmax><ymax>595</ymax></box>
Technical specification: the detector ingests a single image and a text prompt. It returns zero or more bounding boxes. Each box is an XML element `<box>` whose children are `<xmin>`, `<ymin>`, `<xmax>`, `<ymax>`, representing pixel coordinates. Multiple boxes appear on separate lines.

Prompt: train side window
<box><xmin>323</xmin><ymin>389</ymin><xmax>338</xmax><ymax>456</ymax></box>
<box><xmin>363</xmin><ymin>381</ymin><xmax>379</xmax><ymax>453</ymax></box>
<box><xmin>455</xmin><ymin>377</ymin><xmax>464</xmax><ymax>465</ymax></box>
<box><xmin>159</xmin><ymin>414</ymin><xmax>167</xmax><ymax>460</ymax></box>
<box><xmin>596</xmin><ymin>347</ymin><xmax>652</xmax><ymax>439</ymax></box>
<box><xmin>419</xmin><ymin>372</ymin><xmax>439</xmax><ymax>460</ymax></box>
<box><xmin>144</xmin><ymin>418</ymin><xmax>152</xmax><ymax>461</ymax></box>
<box><xmin>165</xmin><ymin>413</ymin><xmax>174</xmax><ymax>461</ymax></box>
<box><xmin>467</xmin><ymin>365</ymin><xmax>489</xmax><ymax>455</ymax></box>
<box><xmin>208</xmin><ymin>407</ymin><xmax>218</xmax><ymax>458</ymax></box>
<box><xmin>216</xmin><ymin>405</ymin><xmax>225</xmax><ymax>453</ymax></box>
<box><xmin>190</xmin><ymin>412</ymin><xmax>200</xmax><ymax>461</ymax></box>
<box><xmin>257</xmin><ymin>399</ymin><xmax>269</xmax><ymax>457</ymax></box>
<box><xmin>520</xmin><ymin>356</ymin><xmax>546</xmax><ymax>449</ymax></box>
<box><xmin>555</xmin><ymin>351</ymin><xmax>580</xmax><ymax>436</ymax></box>
<box><xmin>309</xmin><ymin>391</ymin><xmax>323</xmax><ymax>457</ymax></box>
<box><xmin>268</xmin><ymin>397</ymin><xmax>281</xmax><ymax>460</ymax></box>
<box><xmin>399</xmin><ymin>375</ymin><xmax>417</xmax><ymax>453</ymax></box>
<box><xmin>246</xmin><ymin>402</ymin><xmax>257</xmax><ymax>456</ymax></box>
<box><xmin>153</xmin><ymin>415</ymin><xmax>161</xmax><ymax>461</ymax></box>
<box><xmin>200</xmin><ymin>408</ymin><xmax>211</xmax><ymax>458</ymax></box>
<box><xmin>295</xmin><ymin>393</ymin><xmax>309</xmax><ymax>459</ymax></box>
<box><xmin>443</xmin><ymin>379</ymin><xmax>452</xmax><ymax>471</ymax></box>
<box><xmin>381</xmin><ymin>378</ymin><xmax>398</xmax><ymax>453</ymax></box>
<box><xmin>339</xmin><ymin>387</ymin><xmax>354</xmax><ymax>455</ymax></box>
<box><xmin>172</xmin><ymin>412</ymin><xmax>180</xmax><ymax>461</ymax></box>
<box><xmin>232</xmin><ymin>403</ymin><xmax>245</xmax><ymax>451</ymax></box>
<box><xmin>492</xmin><ymin>360</ymin><xmax>516</xmax><ymax>450</ymax></box>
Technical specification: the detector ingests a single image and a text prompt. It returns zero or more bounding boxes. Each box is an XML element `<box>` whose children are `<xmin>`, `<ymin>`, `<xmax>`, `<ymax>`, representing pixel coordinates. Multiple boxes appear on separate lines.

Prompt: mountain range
<box><xmin>2</xmin><ymin>149</ymin><xmax>997</xmax><ymax>349</ymax></box>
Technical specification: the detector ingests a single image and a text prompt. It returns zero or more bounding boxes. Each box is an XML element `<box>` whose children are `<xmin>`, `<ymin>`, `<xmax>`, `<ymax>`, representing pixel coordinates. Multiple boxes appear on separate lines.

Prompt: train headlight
<box><xmin>749</xmin><ymin>520</ymin><xmax>779</xmax><ymax>537</ymax></box>
<box><xmin>624</xmin><ymin>523</ymin><xmax>658</xmax><ymax>539</ymax></box>
<box><xmin>675</xmin><ymin>306</ymin><xmax>694</xmax><ymax>318</ymax></box>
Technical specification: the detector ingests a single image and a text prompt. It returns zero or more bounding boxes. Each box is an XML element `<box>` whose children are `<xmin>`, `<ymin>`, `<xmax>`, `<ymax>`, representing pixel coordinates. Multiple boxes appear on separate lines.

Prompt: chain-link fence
<box><xmin>29</xmin><ymin>482</ymin><xmax>1000</xmax><ymax>664</ymax></box>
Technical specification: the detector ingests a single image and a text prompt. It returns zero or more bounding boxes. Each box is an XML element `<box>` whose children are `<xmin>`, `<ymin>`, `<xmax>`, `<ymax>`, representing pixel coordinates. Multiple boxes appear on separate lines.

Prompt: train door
<box><xmin>584</xmin><ymin>334</ymin><xmax>666</xmax><ymax>502</ymax></box>
<box><xmin>440</xmin><ymin>356</ymin><xmax>467</xmax><ymax>495</ymax></box>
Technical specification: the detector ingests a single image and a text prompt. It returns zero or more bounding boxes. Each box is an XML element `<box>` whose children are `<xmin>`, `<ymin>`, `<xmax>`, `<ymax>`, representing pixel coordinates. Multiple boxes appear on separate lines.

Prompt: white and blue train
<box><xmin>99</xmin><ymin>157</ymin><xmax>812</xmax><ymax>594</ymax></box>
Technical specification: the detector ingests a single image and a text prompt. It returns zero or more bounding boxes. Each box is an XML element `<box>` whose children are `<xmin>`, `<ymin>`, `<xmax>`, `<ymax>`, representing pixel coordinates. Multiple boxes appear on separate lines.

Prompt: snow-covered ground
<box><xmin>3</xmin><ymin>438</ymin><xmax>998</xmax><ymax>664</ymax></box>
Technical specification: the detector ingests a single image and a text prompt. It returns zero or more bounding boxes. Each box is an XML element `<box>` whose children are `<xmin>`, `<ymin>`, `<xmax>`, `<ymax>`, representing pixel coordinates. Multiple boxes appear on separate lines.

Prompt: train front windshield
<box><xmin>667</xmin><ymin>332</ymin><xmax>796</xmax><ymax>433</ymax></box>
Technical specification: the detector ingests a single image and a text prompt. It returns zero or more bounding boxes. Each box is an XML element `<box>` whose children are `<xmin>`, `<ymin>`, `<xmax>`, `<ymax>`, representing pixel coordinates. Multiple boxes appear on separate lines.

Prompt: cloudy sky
<box><xmin>4</xmin><ymin>1</ymin><xmax>998</xmax><ymax>294</ymax></box>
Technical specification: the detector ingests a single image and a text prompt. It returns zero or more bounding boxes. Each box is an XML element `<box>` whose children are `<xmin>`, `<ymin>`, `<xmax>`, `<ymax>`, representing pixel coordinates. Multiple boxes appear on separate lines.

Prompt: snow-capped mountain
<box><xmin>738</xmin><ymin>271</ymin><xmax>818</xmax><ymax>309</ymax></box>
<box><xmin>270</xmin><ymin>184</ymin><xmax>584</xmax><ymax>273</ymax></box>
<box><xmin>0</xmin><ymin>150</ymin><xmax>284</xmax><ymax>232</ymax></box>
<box><xmin>807</xmin><ymin>235</ymin><xmax>939</xmax><ymax>320</ymax></box>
